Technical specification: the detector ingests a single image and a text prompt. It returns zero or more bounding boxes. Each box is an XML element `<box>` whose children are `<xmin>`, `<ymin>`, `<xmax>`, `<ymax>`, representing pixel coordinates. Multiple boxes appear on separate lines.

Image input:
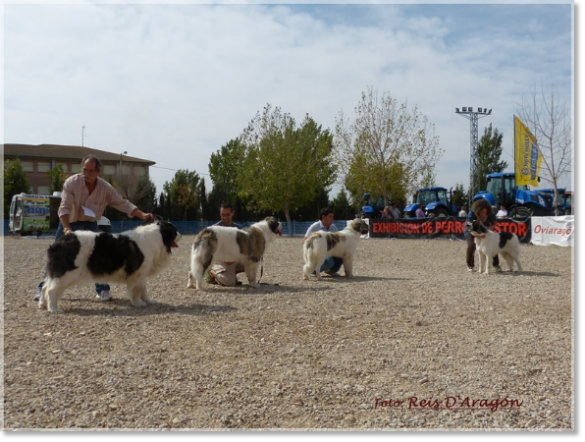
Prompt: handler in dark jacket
<box><xmin>465</xmin><ymin>199</ymin><xmax>502</xmax><ymax>272</ymax></box>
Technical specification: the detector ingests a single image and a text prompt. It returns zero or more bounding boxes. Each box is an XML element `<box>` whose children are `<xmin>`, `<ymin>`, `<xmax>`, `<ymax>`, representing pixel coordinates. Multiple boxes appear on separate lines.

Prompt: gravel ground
<box><xmin>1</xmin><ymin>233</ymin><xmax>574</xmax><ymax>430</ymax></box>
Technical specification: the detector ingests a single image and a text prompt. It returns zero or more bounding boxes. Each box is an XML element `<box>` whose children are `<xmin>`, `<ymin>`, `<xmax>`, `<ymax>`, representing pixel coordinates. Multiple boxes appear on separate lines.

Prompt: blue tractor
<box><xmin>403</xmin><ymin>187</ymin><xmax>458</xmax><ymax>218</ymax></box>
<box><xmin>538</xmin><ymin>188</ymin><xmax>573</xmax><ymax>215</ymax></box>
<box><xmin>361</xmin><ymin>193</ymin><xmax>386</xmax><ymax>219</ymax></box>
<box><xmin>473</xmin><ymin>172</ymin><xmax>555</xmax><ymax>219</ymax></box>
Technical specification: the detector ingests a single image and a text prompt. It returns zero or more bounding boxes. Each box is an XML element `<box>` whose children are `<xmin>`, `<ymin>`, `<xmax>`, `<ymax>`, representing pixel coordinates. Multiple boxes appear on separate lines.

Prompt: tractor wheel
<box><xmin>435</xmin><ymin>207</ymin><xmax>449</xmax><ymax>218</ymax></box>
<box><xmin>509</xmin><ymin>205</ymin><xmax>531</xmax><ymax>221</ymax></box>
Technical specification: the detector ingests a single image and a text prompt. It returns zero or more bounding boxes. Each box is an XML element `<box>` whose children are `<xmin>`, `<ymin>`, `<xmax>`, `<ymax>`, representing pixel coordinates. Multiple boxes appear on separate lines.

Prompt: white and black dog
<box><xmin>187</xmin><ymin>216</ymin><xmax>282</xmax><ymax>291</ymax></box>
<box><xmin>302</xmin><ymin>218</ymin><xmax>370</xmax><ymax>280</ymax></box>
<box><xmin>39</xmin><ymin>221</ymin><xmax>181</xmax><ymax>313</ymax></box>
<box><xmin>466</xmin><ymin>220</ymin><xmax>523</xmax><ymax>274</ymax></box>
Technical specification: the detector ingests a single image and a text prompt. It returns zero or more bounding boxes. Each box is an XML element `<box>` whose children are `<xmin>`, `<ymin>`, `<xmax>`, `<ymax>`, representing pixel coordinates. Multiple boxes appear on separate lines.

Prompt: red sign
<box><xmin>369</xmin><ymin>217</ymin><xmax>531</xmax><ymax>243</ymax></box>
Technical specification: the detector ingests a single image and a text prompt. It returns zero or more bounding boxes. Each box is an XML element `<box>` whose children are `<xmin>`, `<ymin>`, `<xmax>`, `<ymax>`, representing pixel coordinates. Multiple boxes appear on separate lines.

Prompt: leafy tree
<box><xmin>163</xmin><ymin>170</ymin><xmax>202</xmax><ymax>220</ymax></box>
<box><xmin>208</xmin><ymin>138</ymin><xmax>247</xmax><ymax>207</ymax></box>
<box><xmin>517</xmin><ymin>83</ymin><xmax>572</xmax><ymax>215</ymax></box>
<box><xmin>420</xmin><ymin>168</ymin><xmax>437</xmax><ymax>188</ymax></box>
<box><xmin>46</xmin><ymin>164</ymin><xmax>66</xmax><ymax>194</ymax></box>
<box><xmin>451</xmin><ymin>183</ymin><xmax>468</xmax><ymax>211</ymax></box>
<box><xmin>4</xmin><ymin>158</ymin><xmax>31</xmax><ymax>218</ymax></box>
<box><xmin>335</xmin><ymin>87</ymin><xmax>443</xmax><ymax>207</ymax></box>
<box><xmin>158</xmin><ymin>192</ymin><xmax>168</xmax><ymax>219</ymax></box>
<box><xmin>207</xmin><ymin>138</ymin><xmax>253</xmax><ymax>220</ymax></box>
<box><xmin>104</xmin><ymin>174</ymin><xmax>157</xmax><ymax>221</ymax></box>
<box><xmin>239</xmin><ymin>104</ymin><xmax>337</xmax><ymax>225</ymax></box>
<box><xmin>328</xmin><ymin>188</ymin><xmax>354</xmax><ymax>221</ymax></box>
<box><xmin>133</xmin><ymin>175</ymin><xmax>157</xmax><ymax>214</ymax></box>
<box><xmin>476</xmin><ymin>123</ymin><xmax>508</xmax><ymax>193</ymax></box>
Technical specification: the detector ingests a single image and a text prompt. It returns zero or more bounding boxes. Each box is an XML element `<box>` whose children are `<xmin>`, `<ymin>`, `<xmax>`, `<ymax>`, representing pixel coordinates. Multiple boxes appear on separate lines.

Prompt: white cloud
<box><xmin>3</xmin><ymin>1</ymin><xmax>573</xmax><ymax>198</ymax></box>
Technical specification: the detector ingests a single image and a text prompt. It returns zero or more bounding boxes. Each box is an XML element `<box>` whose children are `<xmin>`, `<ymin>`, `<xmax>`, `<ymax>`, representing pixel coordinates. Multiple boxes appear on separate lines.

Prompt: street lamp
<box><xmin>120</xmin><ymin>151</ymin><xmax>128</xmax><ymax>175</ymax></box>
<box><xmin>455</xmin><ymin>107</ymin><xmax>492</xmax><ymax>206</ymax></box>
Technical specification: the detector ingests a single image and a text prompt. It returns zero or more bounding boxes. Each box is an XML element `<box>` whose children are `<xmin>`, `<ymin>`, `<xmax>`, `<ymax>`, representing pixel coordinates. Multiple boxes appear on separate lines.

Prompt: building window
<box><xmin>37</xmin><ymin>186</ymin><xmax>50</xmax><ymax>195</ymax></box>
<box><xmin>71</xmin><ymin>164</ymin><xmax>81</xmax><ymax>174</ymax></box>
<box><xmin>37</xmin><ymin>162</ymin><xmax>51</xmax><ymax>173</ymax></box>
<box><xmin>104</xmin><ymin>165</ymin><xmax>116</xmax><ymax>176</ymax></box>
<box><xmin>57</xmin><ymin>162</ymin><xmax>68</xmax><ymax>173</ymax></box>
<box><xmin>134</xmin><ymin>166</ymin><xmax>146</xmax><ymax>177</ymax></box>
<box><xmin>122</xmin><ymin>165</ymin><xmax>131</xmax><ymax>176</ymax></box>
<box><xmin>22</xmin><ymin>161</ymin><xmax>34</xmax><ymax>172</ymax></box>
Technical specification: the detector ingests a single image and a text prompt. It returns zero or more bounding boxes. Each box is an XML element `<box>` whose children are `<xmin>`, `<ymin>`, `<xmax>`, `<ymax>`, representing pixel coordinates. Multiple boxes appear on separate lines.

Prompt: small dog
<box><xmin>466</xmin><ymin>220</ymin><xmax>523</xmax><ymax>274</ymax></box>
<box><xmin>39</xmin><ymin>221</ymin><xmax>181</xmax><ymax>313</ymax></box>
<box><xmin>302</xmin><ymin>218</ymin><xmax>369</xmax><ymax>280</ymax></box>
<box><xmin>187</xmin><ymin>216</ymin><xmax>282</xmax><ymax>290</ymax></box>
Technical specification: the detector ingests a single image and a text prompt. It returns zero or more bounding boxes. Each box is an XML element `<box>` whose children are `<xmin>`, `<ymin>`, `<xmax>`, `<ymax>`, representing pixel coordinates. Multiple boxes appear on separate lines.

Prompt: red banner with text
<box><xmin>369</xmin><ymin>217</ymin><xmax>531</xmax><ymax>243</ymax></box>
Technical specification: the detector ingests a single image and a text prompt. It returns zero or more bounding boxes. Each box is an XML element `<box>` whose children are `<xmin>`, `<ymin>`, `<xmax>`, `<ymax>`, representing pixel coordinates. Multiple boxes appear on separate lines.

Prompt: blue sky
<box><xmin>1</xmin><ymin>0</ymin><xmax>574</xmax><ymax>197</ymax></box>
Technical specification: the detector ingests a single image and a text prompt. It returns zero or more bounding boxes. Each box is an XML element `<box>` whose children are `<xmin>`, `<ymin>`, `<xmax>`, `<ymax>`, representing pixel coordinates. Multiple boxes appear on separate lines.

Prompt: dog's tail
<box><xmin>193</xmin><ymin>228</ymin><xmax>217</xmax><ymax>272</ymax></box>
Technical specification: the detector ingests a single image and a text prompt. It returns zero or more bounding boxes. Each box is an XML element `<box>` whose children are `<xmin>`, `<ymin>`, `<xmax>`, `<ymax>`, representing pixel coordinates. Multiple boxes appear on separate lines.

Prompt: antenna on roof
<box><xmin>82</xmin><ymin>125</ymin><xmax>86</xmax><ymax>146</ymax></box>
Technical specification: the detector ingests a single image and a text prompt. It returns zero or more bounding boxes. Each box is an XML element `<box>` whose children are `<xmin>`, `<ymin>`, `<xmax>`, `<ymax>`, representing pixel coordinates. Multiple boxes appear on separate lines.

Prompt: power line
<box><xmin>150</xmin><ymin>165</ymin><xmax>210</xmax><ymax>176</ymax></box>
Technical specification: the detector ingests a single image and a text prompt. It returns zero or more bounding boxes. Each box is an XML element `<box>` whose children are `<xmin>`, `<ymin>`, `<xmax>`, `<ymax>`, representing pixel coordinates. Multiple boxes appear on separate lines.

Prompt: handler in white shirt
<box><xmin>303</xmin><ymin>208</ymin><xmax>343</xmax><ymax>276</ymax></box>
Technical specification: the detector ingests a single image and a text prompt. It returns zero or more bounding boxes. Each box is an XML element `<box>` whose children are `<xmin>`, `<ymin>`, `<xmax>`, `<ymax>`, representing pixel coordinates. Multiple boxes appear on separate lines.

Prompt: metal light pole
<box><xmin>455</xmin><ymin>107</ymin><xmax>492</xmax><ymax>207</ymax></box>
<box><xmin>120</xmin><ymin>151</ymin><xmax>127</xmax><ymax>176</ymax></box>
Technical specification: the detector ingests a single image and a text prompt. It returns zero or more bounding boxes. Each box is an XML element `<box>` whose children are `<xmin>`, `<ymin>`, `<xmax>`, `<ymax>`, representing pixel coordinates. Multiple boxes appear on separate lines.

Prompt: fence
<box><xmin>2</xmin><ymin>219</ymin><xmax>346</xmax><ymax>238</ymax></box>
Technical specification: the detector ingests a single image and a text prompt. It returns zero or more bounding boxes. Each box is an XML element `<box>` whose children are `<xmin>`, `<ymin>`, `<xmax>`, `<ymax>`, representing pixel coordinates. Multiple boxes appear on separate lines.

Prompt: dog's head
<box><xmin>157</xmin><ymin>220</ymin><xmax>182</xmax><ymax>252</ymax></box>
<box><xmin>466</xmin><ymin>220</ymin><xmax>488</xmax><ymax>237</ymax></box>
<box><xmin>350</xmin><ymin>218</ymin><xmax>370</xmax><ymax>235</ymax></box>
<box><xmin>264</xmin><ymin>216</ymin><xmax>283</xmax><ymax>236</ymax></box>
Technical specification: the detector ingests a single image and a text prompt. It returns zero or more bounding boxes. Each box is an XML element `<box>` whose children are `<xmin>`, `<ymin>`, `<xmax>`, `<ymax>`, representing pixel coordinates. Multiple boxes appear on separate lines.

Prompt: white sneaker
<box><xmin>96</xmin><ymin>290</ymin><xmax>112</xmax><ymax>301</ymax></box>
<box><xmin>467</xmin><ymin>266</ymin><xmax>475</xmax><ymax>272</ymax></box>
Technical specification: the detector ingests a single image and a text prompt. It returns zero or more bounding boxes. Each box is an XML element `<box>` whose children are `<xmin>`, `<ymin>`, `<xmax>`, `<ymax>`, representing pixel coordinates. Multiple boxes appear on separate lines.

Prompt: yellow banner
<box><xmin>514</xmin><ymin>116</ymin><xmax>541</xmax><ymax>186</ymax></box>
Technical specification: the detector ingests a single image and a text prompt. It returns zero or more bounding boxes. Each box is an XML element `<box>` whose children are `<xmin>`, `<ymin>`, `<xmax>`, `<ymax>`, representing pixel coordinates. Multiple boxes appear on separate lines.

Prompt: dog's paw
<box><xmin>145</xmin><ymin>299</ymin><xmax>157</xmax><ymax>305</ymax></box>
<box><xmin>131</xmin><ymin>300</ymin><xmax>147</xmax><ymax>307</ymax></box>
<box><xmin>47</xmin><ymin>307</ymin><xmax>64</xmax><ymax>313</ymax></box>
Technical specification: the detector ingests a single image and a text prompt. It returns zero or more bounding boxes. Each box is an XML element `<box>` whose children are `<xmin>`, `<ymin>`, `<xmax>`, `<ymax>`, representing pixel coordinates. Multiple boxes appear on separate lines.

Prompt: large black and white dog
<box><xmin>187</xmin><ymin>216</ymin><xmax>282</xmax><ymax>291</ymax></box>
<box><xmin>466</xmin><ymin>220</ymin><xmax>523</xmax><ymax>274</ymax></box>
<box><xmin>39</xmin><ymin>221</ymin><xmax>181</xmax><ymax>313</ymax></box>
<box><xmin>303</xmin><ymin>218</ymin><xmax>370</xmax><ymax>280</ymax></box>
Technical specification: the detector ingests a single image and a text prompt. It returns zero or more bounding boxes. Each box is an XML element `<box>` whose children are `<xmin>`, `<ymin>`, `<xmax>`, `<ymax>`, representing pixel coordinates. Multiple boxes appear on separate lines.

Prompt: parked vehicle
<box><xmin>360</xmin><ymin>193</ymin><xmax>387</xmax><ymax>219</ymax></box>
<box><xmin>403</xmin><ymin>187</ymin><xmax>458</xmax><ymax>218</ymax></box>
<box><xmin>9</xmin><ymin>192</ymin><xmax>111</xmax><ymax>235</ymax></box>
<box><xmin>9</xmin><ymin>193</ymin><xmax>56</xmax><ymax>235</ymax></box>
<box><xmin>538</xmin><ymin>188</ymin><xmax>573</xmax><ymax>215</ymax></box>
<box><xmin>472</xmin><ymin>172</ymin><xmax>555</xmax><ymax>219</ymax></box>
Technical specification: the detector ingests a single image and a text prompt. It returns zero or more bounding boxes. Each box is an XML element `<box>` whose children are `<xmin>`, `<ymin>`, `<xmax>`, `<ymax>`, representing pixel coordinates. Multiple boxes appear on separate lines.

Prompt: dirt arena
<box><xmin>1</xmin><ymin>233</ymin><xmax>573</xmax><ymax>430</ymax></box>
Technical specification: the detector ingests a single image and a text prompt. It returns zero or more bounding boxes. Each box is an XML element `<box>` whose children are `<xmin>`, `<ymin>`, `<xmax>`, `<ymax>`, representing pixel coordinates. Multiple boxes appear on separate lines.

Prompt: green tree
<box><xmin>328</xmin><ymin>188</ymin><xmax>354</xmax><ymax>220</ymax></box>
<box><xmin>46</xmin><ymin>164</ymin><xmax>66</xmax><ymax>194</ymax></box>
<box><xmin>239</xmin><ymin>104</ymin><xmax>337</xmax><ymax>225</ymax></box>
<box><xmin>476</xmin><ymin>123</ymin><xmax>508</xmax><ymax>193</ymax></box>
<box><xmin>133</xmin><ymin>175</ymin><xmax>157</xmax><ymax>214</ymax></box>
<box><xmin>335</xmin><ymin>87</ymin><xmax>443</xmax><ymax>207</ymax></box>
<box><xmin>451</xmin><ymin>183</ymin><xmax>468</xmax><ymax>211</ymax></box>
<box><xmin>4</xmin><ymin>158</ymin><xmax>31</xmax><ymax>218</ymax></box>
<box><xmin>163</xmin><ymin>170</ymin><xmax>202</xmax><ymax>221</ymax></box>
<box><xmin>207</xmin><ymin>138</ymin><xmax>250</xmax><ymax>220</ymax></box>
